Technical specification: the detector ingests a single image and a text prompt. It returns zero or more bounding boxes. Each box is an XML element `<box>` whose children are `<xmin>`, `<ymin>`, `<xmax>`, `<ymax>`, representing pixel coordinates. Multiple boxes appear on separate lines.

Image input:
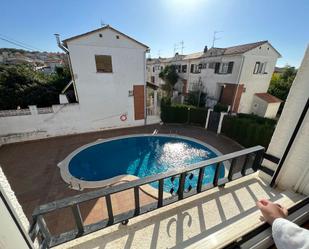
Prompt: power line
<box><xmin>0</xmin><ymin>34</ymin><xmax>42</xmax><ymax>51</ymax></box>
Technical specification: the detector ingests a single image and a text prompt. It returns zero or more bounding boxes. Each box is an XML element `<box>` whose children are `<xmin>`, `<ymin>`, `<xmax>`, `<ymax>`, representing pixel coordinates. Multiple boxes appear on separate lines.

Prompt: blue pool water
<box><xmin>69</xmin><ymin>136</ymin><xmax>224</xmax><ymax>192</ymax></box>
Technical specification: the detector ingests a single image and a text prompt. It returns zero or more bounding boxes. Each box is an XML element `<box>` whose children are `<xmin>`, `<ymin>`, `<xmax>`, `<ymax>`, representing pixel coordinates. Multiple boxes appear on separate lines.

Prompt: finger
<box><xmin>260</xmin><ymin>199</ymin><xmax>270</xmax><ymax>206</ymax></box>
<box><xmin>256</xmin><ymin>201</ymin><xmax>267</xmax><ymax>211</ymax></box>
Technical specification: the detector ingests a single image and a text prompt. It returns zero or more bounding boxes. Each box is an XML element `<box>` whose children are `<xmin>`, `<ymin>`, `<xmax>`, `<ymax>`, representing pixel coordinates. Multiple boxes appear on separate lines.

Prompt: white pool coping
<box><xmin>58</xmin><ymin>134</ymin><xmax>230</xmax><ymax>191</ymax></box>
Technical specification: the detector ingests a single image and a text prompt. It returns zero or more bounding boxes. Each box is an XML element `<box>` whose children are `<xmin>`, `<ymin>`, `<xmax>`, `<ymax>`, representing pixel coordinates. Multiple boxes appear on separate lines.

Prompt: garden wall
<box><xmin>221</xmin><ymin>114</ymin><xmax>276</xmax><ymax>148</ymax></box>
<box><xmin>0</xmin><ymin>103</ymin><xmax>146</xmax><ymax>145</ymax></box>
<box><xmin>160</xmin><ymin>104</ymin><xmax>208</xmax><ymax>126</ymax></box>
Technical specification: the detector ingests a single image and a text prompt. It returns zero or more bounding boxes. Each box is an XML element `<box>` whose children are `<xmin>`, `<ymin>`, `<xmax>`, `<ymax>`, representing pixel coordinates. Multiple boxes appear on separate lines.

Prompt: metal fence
<box><xmin>29</xmin><ymin>146</ymin><xmax>267</xmax><ymax>248</ymax></box>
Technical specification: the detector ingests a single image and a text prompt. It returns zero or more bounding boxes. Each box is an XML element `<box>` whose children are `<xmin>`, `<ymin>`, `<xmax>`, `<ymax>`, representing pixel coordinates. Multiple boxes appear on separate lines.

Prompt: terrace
<box><xmin>1</xmin><ymin>122</ymin><xmax>308</xmax><ymax>249</ymax></box>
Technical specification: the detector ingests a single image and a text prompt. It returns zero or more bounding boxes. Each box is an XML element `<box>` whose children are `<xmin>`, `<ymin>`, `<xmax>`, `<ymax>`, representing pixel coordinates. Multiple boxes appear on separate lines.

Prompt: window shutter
<box><xmin>190</xmin><ymin>64</ymin><xmax>194</xmax><ymax>73</ymax></box>
<box><xmin>214</xmin><ymin>62</ymin><xmax>220</xmax><ymax>74</ymax></box>
<box><xmin>95</xmin><ymin>55</ymin><xmax>112</xmax><ymax>73</ymax></box>
<box><xmin>227</xmin><ymin>62</ymin><xmax>234</xmax><ymax>74</ymax></box>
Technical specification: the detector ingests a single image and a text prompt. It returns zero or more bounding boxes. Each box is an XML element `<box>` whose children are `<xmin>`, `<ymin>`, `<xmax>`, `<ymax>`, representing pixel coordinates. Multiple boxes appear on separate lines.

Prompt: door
<box><xmin>208</xmin><ymin>111</ymin><xmax>221</xmax><ymax>132</ymax></box>
<box><xmin>133</xmin><ymin>85</ymin><xmax>145</xmax><ymax>120</ymax></box>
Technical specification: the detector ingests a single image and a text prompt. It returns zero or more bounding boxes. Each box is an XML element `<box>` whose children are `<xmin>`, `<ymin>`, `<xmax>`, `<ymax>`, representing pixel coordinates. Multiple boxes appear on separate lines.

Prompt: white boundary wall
<box><xmin>0</xmin><ymin>103</ymin><xmax>145</xmax><ymax>145</ymax></box>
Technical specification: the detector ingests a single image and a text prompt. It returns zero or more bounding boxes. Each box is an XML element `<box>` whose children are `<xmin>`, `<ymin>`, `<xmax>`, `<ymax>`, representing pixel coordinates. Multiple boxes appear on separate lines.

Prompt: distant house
<box><xmin>147</xmin><ymin>41</ymin><xmax>281</xmax><ymax>115</ymax></box>
<box><xmin>251</xmin><ymin>93</ymin><xmax>282</xmax><ymax>118</ymax></box>
<box><xmin>59</xmin><ymin>25</ymin><xmax>150</xmax><ymax>126</ymax></box>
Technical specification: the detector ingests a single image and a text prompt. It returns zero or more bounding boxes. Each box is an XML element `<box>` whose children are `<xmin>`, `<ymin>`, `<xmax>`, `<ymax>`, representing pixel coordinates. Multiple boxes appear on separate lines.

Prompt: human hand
<box><xmin>256</xmin><ymin>199</ymin><xmax>288</xmax><ymax>225</ymax></box>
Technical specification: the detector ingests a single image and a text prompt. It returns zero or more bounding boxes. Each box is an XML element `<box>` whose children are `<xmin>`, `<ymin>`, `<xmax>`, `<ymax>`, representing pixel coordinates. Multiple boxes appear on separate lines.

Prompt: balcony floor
<box><xmin>54</xmin><ymin>173</ymin><xmax>305</xmax><ymax>249</ymax></box>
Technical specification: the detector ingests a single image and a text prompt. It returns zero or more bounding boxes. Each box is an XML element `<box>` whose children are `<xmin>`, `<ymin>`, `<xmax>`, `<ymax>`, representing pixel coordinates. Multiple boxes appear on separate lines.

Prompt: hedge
<box><xmin>221</xmin><ymin>114</ymin><xmax>276</xmax><ymax>148</ymax></box>
<box><xmin>160</xmin><ymin>104</ymin><xmax>208</xmax><ymax>126</ymax></box>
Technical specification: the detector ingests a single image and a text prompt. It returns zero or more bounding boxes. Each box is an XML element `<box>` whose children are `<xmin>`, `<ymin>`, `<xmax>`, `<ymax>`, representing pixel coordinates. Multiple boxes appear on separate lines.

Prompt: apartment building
<box><xmin>147</xmin><ymin>41</ymin><xmax>281</xmax><ymax>114</ymax></box>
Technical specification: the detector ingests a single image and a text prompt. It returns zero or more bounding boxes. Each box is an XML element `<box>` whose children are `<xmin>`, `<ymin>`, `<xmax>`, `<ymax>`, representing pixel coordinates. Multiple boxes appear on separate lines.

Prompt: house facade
<box><xmin>147</xmin><ymin>41</ymin><xmax>281</xmax><ymax>114</ymax></box>
<box><xmin>62</xmin><ymin>25</ymin><xmax>149</xmax><ymax>127</ymax></box>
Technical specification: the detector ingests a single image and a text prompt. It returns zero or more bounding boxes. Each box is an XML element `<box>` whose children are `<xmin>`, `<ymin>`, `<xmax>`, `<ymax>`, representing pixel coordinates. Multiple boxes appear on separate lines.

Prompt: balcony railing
<box><xmin>29</xmin><ymin>145</ymin><xmax>275</xmax><ymax>249</ymax></box>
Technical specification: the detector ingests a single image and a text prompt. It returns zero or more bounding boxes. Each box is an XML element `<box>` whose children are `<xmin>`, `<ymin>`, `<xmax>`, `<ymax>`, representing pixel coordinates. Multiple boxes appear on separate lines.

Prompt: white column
<box><xmin>205</xmin><ymin>109</ymin><xmax>213</xmax><ymax>129</ymax></box>
<box><xmin>154</xmin><ymin>90</ymin><xmax>158</xmax><ymax>115</ymax></box>
<box><xmin>28</xmin><ymin>105</ymin><xmax>38</xmax><ymax>115</ymax></box>
<box><xmin>217</xmin><ymin>112</ymin><xmax>227</xmax><ymax>134</ymax></box>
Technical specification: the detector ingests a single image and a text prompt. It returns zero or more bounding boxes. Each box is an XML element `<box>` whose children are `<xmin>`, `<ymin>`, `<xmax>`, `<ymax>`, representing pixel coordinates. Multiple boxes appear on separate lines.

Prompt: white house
<box><xmin>0</xmin><ymin>26</ymin><xmax>154</xmax><ymax>144</ymax></box>
<box><xmin>61</xmin><ymin>25</ymin><xmax>150</xmax><ymax>124</ymax></box>
<box><xmin>251</xmin><ymin>93</ymin><xmax>282</xmax><ymax>119</ymax></box>
<box><xmin>147</xmin><ymin>41</ymin><xmax>281</xmax><ymax>115</ymax></box>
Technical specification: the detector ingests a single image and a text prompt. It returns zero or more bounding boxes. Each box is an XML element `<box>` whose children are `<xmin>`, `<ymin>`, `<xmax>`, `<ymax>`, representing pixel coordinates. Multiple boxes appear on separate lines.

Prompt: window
<box><xmin>220</xmin><ymin>63</ymin><xmax>229</xmax><ymax>74</ymax></box>
<box><xmin>208</xmin><ymin>62</ymin><xmax>215</xmax><ymax>69</ymax></box>
<box><xmin>253</xmin><ymin>62</ymin><xmax>260</xmax><ymax>74</ymax></box>
<box><xmin>190</xmin><ymin>64</ymin><xmax>201</xmax><ymax>74</ymax></box>
<box><xmin>151</xmin><ymin>76</ymin><xmax>155</xmax><ymax>83</ymax></box>
<box><xmin>202</xmin><ymin>63</ymin><xmax>207</xmax><ymax>69</ymax></box>
<box><xmin>153</xmin><ymin>66</ymin><xmax>155</xmax><ymax>72</ymax></box>
<box><xmin>116</xmin><ymin>35</ymin><xmax>120</xmax><ymax>39</ymax></box>
<box><xmin>182</xmin><ymin>65</ymin><xmax>187</xmax><ymax>73</ymax></box>
<box><xmin>198</xmin><ymin>64</ymin><xmax>203</xmax><ymax>69</ymax></box>
<box><xmin>95</xmin><ymin>55</ymin><xmax>112</xmax><ymax>73</ymax></box>
<box><xmin>253</xmin><ymin>62</ymin><xmax>267</xmax><ymax>74</ymax></box>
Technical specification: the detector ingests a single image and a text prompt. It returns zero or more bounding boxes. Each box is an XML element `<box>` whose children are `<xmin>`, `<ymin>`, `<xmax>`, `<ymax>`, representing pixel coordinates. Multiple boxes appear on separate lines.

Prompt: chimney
<box><xmin>204</xmin><ymin>46</ymin><xmax>208</xmax><ymax>53</ymax></box>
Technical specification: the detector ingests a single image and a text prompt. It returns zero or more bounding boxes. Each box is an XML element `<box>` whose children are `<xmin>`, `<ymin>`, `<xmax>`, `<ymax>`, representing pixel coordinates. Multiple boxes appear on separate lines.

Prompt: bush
<box><xmin>221</xmin><ymin>114</ymin><xmax>276</xmax><ymax>148</ymax></box>
<box><xmin>160</xmin><ymin>103</ymin><xmax>208</xmax><ymax>126</ymax></box>
<box><xmin>213</xmin><ymin>103</ymin><xmax>228</xmax><ymax>113</ymax></box>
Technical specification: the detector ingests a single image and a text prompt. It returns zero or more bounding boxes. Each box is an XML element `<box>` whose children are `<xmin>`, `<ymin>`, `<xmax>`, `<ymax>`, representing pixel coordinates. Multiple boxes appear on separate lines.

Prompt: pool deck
<box><xmin>0</xmin><ymin>124</ymin><xmax>243</xmax><ymax>236</ymax></box>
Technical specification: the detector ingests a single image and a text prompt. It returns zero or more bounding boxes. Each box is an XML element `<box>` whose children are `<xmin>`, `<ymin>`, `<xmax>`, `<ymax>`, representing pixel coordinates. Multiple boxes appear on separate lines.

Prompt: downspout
<box><xmin>231</xmin><ymin>55</ymin><xmax>245</xmax><ymax>112</ymax></box>
<box><xmin>54</xmin><ymin>34</ymin><xmax>79</xmax><ymax>102</ymax></box>
<box><xmin>144</xmin><ymin>48</ymin><xmax>150</xmax><ymax>125</ymax></box>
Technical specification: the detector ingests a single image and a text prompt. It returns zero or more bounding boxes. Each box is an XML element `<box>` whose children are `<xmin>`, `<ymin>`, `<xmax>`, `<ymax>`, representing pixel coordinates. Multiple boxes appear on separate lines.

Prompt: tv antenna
<box><xmin>212</xmin><ymin>31</ymin><xmax>223</xmax><ymax>47</ymax></box>
<box><xmin>157</xmin><ymin>50</ymin><xmax>161</xmax><ymax>58</ymax></box>
<box><xmin>100</xmin><ymin>19</ymin><xmax>106</xmax><ymax>27</ymax></box>
<box><xmin>179</xmin><ymin>40</ymin><xmax>185</xmax><ymax>54</ymax></box>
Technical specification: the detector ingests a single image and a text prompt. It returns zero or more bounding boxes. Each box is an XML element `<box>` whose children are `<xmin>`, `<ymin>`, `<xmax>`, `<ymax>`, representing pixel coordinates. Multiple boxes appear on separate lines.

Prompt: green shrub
<box><xmin>221</xmin><ymin>114</ymin><xmax>276</xmax><ymax>148</ymax></box>
<box><xmin>213</xmin><ymin>103</ymin><xmax>229</xmax><ymax>113</ymax></box>
<box><xmin>160</xmin><ymin>103</ymin><xmax>208</xmax><ymax>126</ymax></box>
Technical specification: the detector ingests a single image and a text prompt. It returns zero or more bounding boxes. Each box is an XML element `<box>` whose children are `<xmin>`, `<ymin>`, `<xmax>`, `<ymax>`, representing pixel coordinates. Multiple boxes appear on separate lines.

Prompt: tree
<box><xmin>268</xmin><ymin>65</ymin><xmax>297</xmax><ymax>101</ymax></box>
<box><xmin>0</xmin><ymin>64</ymin><xmax>71</xmax><ymax>110</ymax></box>
<box><xmin>159</xmin><ymin>65</ymin><xmax>179</xmax><ymax>99</ymax></box>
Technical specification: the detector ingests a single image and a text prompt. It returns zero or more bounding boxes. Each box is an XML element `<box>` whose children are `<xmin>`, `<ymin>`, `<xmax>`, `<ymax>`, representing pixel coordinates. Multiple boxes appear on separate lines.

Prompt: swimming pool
<box><xmin>58</xmin><ymin>135</ymin><xmax>225</xmax><ymax>192</ymax></box>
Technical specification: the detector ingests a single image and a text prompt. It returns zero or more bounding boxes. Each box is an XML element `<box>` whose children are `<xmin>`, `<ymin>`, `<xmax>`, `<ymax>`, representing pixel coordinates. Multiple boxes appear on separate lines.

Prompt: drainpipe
<box><xmin>54</xmin><ymin>34</ymin><xmax>79</xmax><ymax>102</ymax></box>
<box><xmin>231</xmin><ymin>55</ymin><xmax>245</xmax><ymax>113</ymax></box>
<box><xmin>144</xmin><ymin>49</ymin><xmax>150</xmax><ymax>125</ymax></box>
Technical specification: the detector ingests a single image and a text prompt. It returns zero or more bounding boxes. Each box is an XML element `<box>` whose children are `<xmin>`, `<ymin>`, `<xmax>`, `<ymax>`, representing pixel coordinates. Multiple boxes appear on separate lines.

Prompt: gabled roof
<box><xmin>147</xmin><ymin>40</ymin><xmax>281</xmax><ymax>64</ymax></box>
<box><xmin>183</xmin><ymin>52</ymin><xmax>204</xmax><ymax>60</ymax></box>
<box><xmin>62</xmin><ymin>25</ymin><xmax>149</xmax><ymax>49</ymax></box>
<box><xmin>255</xmin><ymin>93</ymin><xmax>283</xmax><ymax>103</ymax></box>
<box><xmin>222</xmin><ymin>41</ymin><xmax>268</xmax><ymax>55</ymax></box>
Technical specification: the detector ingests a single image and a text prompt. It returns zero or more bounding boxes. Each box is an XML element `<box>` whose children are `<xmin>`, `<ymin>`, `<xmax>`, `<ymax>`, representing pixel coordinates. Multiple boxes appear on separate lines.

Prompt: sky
<box><xmin>1</xmin><ymin>0</ymin><xmax>309</xmax><ymax>67</ymax></box>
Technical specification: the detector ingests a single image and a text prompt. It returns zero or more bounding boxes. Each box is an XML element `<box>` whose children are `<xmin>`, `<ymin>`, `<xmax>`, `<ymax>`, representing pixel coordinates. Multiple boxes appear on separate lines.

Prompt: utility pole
<box><xmin>212</xmin><ymin>31</ymin><xmax>223</xmax><ymax>47</ymax></box>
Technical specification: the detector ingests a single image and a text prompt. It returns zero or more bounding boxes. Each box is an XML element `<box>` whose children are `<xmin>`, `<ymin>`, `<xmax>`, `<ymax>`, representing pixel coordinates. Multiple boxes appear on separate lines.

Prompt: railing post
<box><xmin>37</xmin><ymin>215</ymin><xmax>51</xmax><ymax>246</ymax></box>
<box><xmin>105</xmin><ymin>195</ymin><xmax>114</xmax><ymax>225</ymax></box>
<box><xmin>178</xmin><ymin>173</ymin><xmax>186</xmax><ymax>200</ymax></box>
<box><xmin>252</xmin><ymin>149</ymin><xmax>265</xmax><ymax>171</ymax></box>
<box><xmin>197</xmin><ymin>167</ymin><xmax>205</xmax><ymax>193</ymax></box>
<box><xmin>134</xmin><ymin>186</ymin><xmax>140</xmax><ymax>215</ymax></box>
<box><xmin>158</xmin><ymin>179</ymin><xmax>164</xmax><ymax>207</ymax></box>
<box><xmin>213</xmin><ymin>163</ymin><xmax>221</xmax><ymax>187</ymax></box>
<box><xmin>241</xmin><ymin>155</ymin><xmax>250</xmax><ymax>176</ymax></box>
<box><xmin>228</xmin><ymin>158</ymin><xmax>236</xmax><ymax>181</ymax></box>
<box><xmin>71</xmin><ymin>204</ymin><xmax>84</xmax><ymax>235</ymax></box>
